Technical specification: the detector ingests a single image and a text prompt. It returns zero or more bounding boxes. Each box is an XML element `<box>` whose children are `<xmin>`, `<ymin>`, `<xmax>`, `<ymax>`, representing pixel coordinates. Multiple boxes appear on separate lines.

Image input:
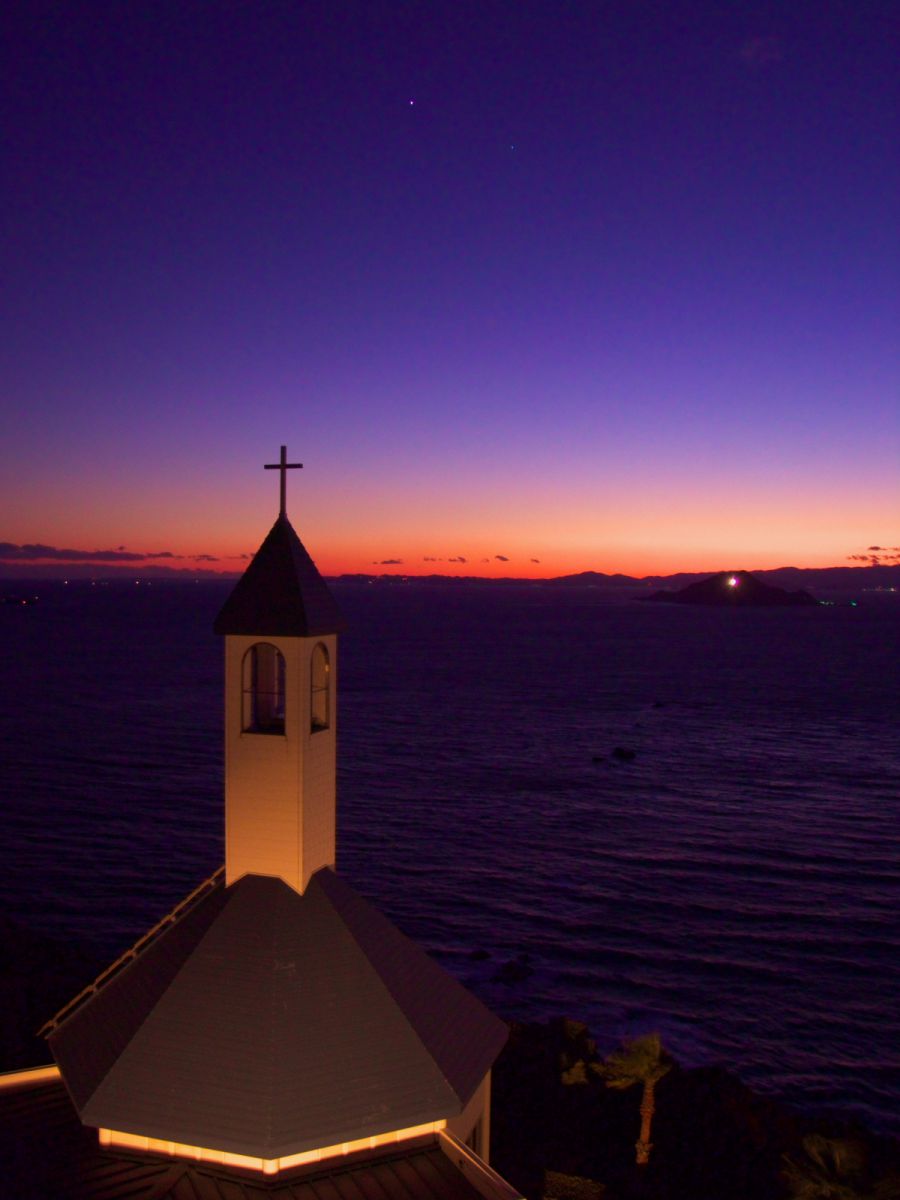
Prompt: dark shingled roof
<box><xmin>0</xmin><ymin>1078</ymin><xmax>499</xmax><ymax>1199</ymax></box>
<box><xmin>213</xmin><ymin>515</ymin><xmax>345</xmax><ymax>636</ymax></box>
<box><xmin>48</xmin><ymin>871</ymin><xmax>507</xmax><ymax>1160</ymax></box>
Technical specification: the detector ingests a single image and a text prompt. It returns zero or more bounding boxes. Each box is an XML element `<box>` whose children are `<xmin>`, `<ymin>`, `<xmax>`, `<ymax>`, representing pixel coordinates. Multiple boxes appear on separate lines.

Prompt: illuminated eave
<box><xmin>98</xmin><ymin>1119</ymin><xmax>447</xmax><ymax>1176</ymax></box>
<box><xmin>0</xmin><ymin>1064</ymin><xmax>61</xmax><ymax>1090</ymax></box>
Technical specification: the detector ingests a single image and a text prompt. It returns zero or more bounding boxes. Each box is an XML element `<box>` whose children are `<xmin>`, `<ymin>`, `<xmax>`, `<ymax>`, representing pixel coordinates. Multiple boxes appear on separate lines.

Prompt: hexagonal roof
<box><xmin>48</xmin><ymin>870</ymin><xmax>507</xmax><ymax>1159</ymax></box>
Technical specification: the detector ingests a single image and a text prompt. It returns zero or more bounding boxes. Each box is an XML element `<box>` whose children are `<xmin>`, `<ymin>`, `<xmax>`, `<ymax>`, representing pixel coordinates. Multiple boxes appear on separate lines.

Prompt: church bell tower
<box><xmin>43</xmin><ymin>446</ymin><xmax>510</xmax><ymax>1182</ymax></box>
<box><xmin>213</xmin><ymin>447</ymin><xmax>345</xmax><ymax>893</ymax></box>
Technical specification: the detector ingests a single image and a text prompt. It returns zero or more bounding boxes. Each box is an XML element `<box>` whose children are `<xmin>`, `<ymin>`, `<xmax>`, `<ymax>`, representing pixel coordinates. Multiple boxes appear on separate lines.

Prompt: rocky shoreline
<box><xmin>491</xmin><ymin>1019</ymin><xmax>900</xmax><ymax>1199</ymax></box>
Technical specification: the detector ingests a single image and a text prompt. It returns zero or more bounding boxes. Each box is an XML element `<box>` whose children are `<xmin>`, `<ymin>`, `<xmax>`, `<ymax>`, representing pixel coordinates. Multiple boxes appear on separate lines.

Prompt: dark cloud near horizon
<box><xmin>494</xmin><ymin>554</ymin><xmax>509</xmax><ymax>562</ymax></box>
<box><xmin>848</xmin><ymin>549</ymin><xmax>900</xmax><ymax>565</ymax></box>
<box><xmin>0</xmin><ymin>541</ymin><xmax>230</xmax><ymax>565</ymax></box>
<box><xmin>448</xmin><ymin>556</ymin><xmax>467</xmax><ymax>564</ymax></box>
<box><xmin>531</xmin><ymin>558</ymin><xmax>540</xmax><ymax>563</ymax></box>
<box><xmin>373</xmin><ymin>558</ymin><xmax>403</xmax><ymax>565</ymax></box>
<box><xmin>0</xmin><ymin>541</ymin><xmax>179</xmax><ymax>563</ymax></box>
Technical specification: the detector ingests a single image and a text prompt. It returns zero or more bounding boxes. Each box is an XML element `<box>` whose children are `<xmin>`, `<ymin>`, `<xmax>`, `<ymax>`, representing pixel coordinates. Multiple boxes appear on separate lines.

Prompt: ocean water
<box><xmin>1</xmin><ymin>581</ymin><xmax>898</xmax><ymax>1135</ymax></box>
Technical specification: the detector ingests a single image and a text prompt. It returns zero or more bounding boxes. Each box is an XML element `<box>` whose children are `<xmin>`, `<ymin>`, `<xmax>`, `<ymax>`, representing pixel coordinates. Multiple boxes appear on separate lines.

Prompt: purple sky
<box><xmin>3</xmin><ymin>2</ymin><xmax>897</xmax><ymax>577</ymax></box>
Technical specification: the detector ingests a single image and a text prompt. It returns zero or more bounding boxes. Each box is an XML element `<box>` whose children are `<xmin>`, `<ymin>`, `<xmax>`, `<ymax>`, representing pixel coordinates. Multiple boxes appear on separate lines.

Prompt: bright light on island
<box><xmin>728</xmin><ymin>576</ymin><xmax>740</xmax><ymax>587</ymax></box>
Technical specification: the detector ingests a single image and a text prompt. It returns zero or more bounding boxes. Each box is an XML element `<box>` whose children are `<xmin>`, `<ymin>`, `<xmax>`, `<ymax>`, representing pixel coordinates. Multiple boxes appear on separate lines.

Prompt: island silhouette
<box><xmin>644</xmin><ymin>570</ymin><xmax>817</xmax><ymax>607</ymax></box>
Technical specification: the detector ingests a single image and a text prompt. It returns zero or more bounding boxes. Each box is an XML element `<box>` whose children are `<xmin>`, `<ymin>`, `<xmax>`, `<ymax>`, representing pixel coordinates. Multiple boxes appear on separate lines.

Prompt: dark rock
<box><xmin>612</xmin><ymin>747</ymin><xmax>636</xmax><ymax>762</ymax></box>
<box><xmin>491</xmin><ymin>953</ymin><xmax>534</xmax><ymax>984</ymax></box>
<box><xmin>544</xmin><ymin>1170</ymin><xmax>608</xmax><ymax>1198</ymax></box>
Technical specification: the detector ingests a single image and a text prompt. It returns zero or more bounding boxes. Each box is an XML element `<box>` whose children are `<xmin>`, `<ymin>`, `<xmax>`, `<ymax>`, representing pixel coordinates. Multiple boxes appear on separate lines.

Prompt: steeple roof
<box><xmin>214</xmin><ymin>514</ymin><xmax>345</xmax><ymax>637</ymax></box>
<box><xmin>47</xmin><ymin>870</ymin><xmax>507</xmax><ymax>1160</ymax></box>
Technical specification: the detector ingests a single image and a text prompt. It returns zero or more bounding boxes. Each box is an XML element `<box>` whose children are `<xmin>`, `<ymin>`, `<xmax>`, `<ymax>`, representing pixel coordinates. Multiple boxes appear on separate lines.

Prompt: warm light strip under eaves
<box><xmin>98</xmin><ymin>1119</ymin><xmax>447</xmax><ymax>1175</ymax></box>
<box><xmin>0</xmin><ymin>1065</ymin><xmax>61</xmax><ymax>1090</ymax></box>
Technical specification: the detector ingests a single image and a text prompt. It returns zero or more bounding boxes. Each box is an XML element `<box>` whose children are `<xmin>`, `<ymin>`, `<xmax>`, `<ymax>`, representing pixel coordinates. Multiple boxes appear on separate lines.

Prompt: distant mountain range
<box><xmin>2</xmin><ymin>562</ymin><xmax>898</xmax><ymax>596</ymax></box>
<box><xmin>332</xmin><ymin>563</ymin><xmax>900</xmax><ymax>596</ymax></box>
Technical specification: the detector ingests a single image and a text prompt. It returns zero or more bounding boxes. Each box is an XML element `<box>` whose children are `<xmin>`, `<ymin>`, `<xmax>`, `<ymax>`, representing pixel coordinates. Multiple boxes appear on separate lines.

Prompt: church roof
<box><xmin>48</xmin><ymin>871</ymin><xmax>507</xmax><ymax>1160</ymax></box>
<box><xmin>213</xmin><ymin>515</ymin><xmax>345</xmax><ymax>637</ymax></box>
<box><xmin>1</xmin><ymin>1077</ymin><xmax>499</xmax><ymax>1199</ymax></box>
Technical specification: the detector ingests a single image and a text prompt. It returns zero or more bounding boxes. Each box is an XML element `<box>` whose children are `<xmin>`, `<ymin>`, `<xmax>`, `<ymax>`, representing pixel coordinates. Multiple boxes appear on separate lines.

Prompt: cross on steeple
<box><xmin>264</xmin><ymin>445</ymin><xmax>303</xmax><ymax>517</ymax></box>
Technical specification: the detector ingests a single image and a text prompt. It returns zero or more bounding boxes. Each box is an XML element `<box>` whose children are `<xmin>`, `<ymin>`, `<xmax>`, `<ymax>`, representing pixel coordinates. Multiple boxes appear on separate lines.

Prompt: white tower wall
<box><xmin>224</xmin><ymin>633</ymin><xmax>337</xmax><ymax>893</ymax></box>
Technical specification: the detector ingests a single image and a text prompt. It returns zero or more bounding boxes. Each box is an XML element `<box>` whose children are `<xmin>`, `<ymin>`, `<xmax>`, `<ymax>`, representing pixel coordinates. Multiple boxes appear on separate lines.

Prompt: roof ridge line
<box><xmin>314</xmin><ymin>870</ymin><xmax>472</xmax><ymax>1107</ymax></box>
<box><xmin>311</xmin><ymin>871</ymin><xmax>464</xmax><ymax>1113</ymax></box>
<box><xmin>40</xmin><ymin>867</ymin><xmax>225</xmax><ymax>1036</ymax></box>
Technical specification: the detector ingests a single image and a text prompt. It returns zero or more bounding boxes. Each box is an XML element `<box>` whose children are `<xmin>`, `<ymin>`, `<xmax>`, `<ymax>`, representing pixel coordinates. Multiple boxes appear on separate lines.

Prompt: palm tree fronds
<box><xmin>598</xmin><ymin>1032</ymin><xmax>673</xmax><ymax>1089</ymax></box>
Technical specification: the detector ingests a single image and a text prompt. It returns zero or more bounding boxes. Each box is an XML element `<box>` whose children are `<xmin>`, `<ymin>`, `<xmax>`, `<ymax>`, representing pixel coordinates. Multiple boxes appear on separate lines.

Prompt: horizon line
<box><xmin>2</xmin><ymin>561</ymin><xmax>899</xmax><ymax>586</ymax></box>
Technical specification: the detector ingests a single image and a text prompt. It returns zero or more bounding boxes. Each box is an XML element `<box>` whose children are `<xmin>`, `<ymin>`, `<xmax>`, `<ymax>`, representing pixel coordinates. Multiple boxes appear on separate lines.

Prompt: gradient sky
<box><xmin>3</xmin><ymin>1</ymin><xmax>897</xmax><ymax>578</ymax></box>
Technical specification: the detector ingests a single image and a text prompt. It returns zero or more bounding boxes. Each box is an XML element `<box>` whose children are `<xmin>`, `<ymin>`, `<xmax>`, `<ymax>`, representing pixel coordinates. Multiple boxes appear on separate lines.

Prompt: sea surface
<box><xmin>1</xmin><ymin>580</ymin><xmax>898</xmax><ymax>1135</ymax></box>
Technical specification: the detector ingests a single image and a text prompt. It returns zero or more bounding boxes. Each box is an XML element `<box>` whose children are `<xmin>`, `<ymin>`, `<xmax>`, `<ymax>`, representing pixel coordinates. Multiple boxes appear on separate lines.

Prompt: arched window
<box><xmin>242</xmin><ymin>643</ymin><xmax>285</xmax><ymax>734</ymax></box>
<box><xmin>310</xmin><ymin>643</ymin><xmax>330</xmax><ymax>732</ymax></box>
